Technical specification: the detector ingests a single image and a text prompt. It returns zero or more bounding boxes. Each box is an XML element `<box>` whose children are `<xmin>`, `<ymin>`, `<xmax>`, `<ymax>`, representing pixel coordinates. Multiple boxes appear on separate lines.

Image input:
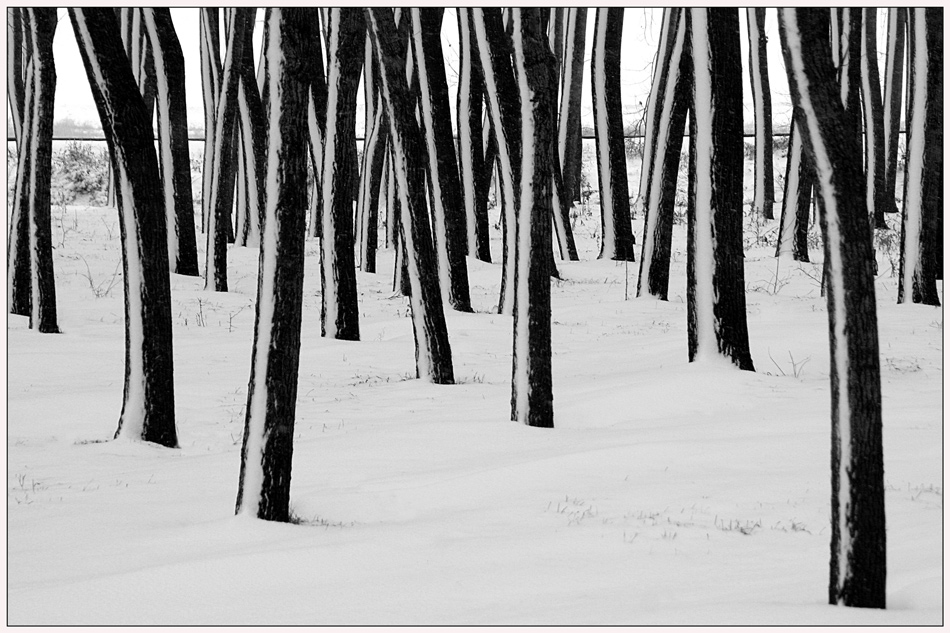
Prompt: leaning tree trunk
<box><xmin>591</xmin><ymin>8</ymin><xmax>636</xmax><ymax>261</ymax></box>
<box><xmin>204</xmin><ymin>9</ymin><xmax>248</xmax><ymax>292</ymax></box>
<box><xmin>898</xmin><ymin>8</ymin><xmax>941</xmax><ymax>306</ymax></box>
<box><xmin>410</xmin><ymin>8</ymin><xmax>473</xmax><ymax>313</ymax></box>
<box><xmin>319</xmin><ymin>8</ymin><xmax>363</xmax><ymax>340</ymax></box>
<box><xmin>473</xmin><ymin>9</ymin><xmax>522</xmax><ymax>315</ymax></box>
<box><xmin>510</xmin><ymin>8</ymin><xmax>555</xmax><ymax>428</ymax></box>
<box><xmin>686</xmin><ymin>8</ymin><xmax>754</xmax><ymax>371</ymax></box>
<box><xmin>198</xmin><ymin>9</ymin><xmax>221</xmax><ymax>234</ymax></box>
<box><xmin>366</xmin><ymin>7</ymin><xmax>455</xmax><ymax>384</ymax></box>
<box><xmin>7</xmin><ymin>8</ymin><xmax>31</xmax><ymax>317</ymax></box>
<box><xmin>558</xmin><ymin>8</ymin><xmax>586</xmax><ymax>204</ymax></box>
<box><xmin>779</xmin><ymin>7</ymin><xmax>886</xmax><ymax>609</ymax></box>
<box><xmin>355</xmin><ymin>37</ymin><xmax>385</xmax><ymax>274</ymax></box>
<box><xmin>7</xmin><ymin>8</ymin><xmax>27</xmax><ymax>148</ymax></box>
<box><xmin>882</xmin><ymin>8</ymin><xmax>906</xmax><ymax>217</ymax></box>
<box><xmin>637</xmin><ymin>7</ymin><xmax>691</xmax><ymax>300</ymax></box>
<box><xmin>456</xmin><ymin>8</ymin><xmax>492</xmax><ymax>263</ymax></box>
<box><xmin>305</xmin><ymin>8</ymin><xmax>328</xmax><ymax>239</ymax></box>
<box><xmin>142</xmin><ymin>8</ymin><xmax>199</xmax><ymax>277</ymax></box>
<box><xmin>234</xmin><ymin>10</ymin><xmax>265</xmax><ymax>248</ymax></box>
<box><xmin>860</xmin><ymin>8</ymin><xmax>888</xmax><ymax>230</ymax></box>
<box><xmin>747</xmin><ymin>7</ymin><xmax>774</xmax><ymax>220</ymax></box>
<box><xmin>71</xmin><ymin>7</ymin><xmax>178</xmax><ymax>448</ymax></box>
<box><xmin>775</xmin><ymin>113</ymin><xmax>814</xmax><ymax>263</ymax></box>
<box><xmin>235</xmin><ymin>8</ymin><xmax>313</xmax><ymax>523</ymax></box>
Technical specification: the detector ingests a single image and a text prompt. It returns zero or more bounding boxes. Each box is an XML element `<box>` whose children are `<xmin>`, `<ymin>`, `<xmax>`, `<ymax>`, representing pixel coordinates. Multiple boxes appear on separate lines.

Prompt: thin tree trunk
<box><xmin>591</xmin><ymin>8</ymin><xmax>636</xmax><ymax>261</ymax></box>
<box><xmin>71</xmin><ymin>7</ymin><xmax>177</xmax><ymax>448</ymax></box>
<box><xmin>8</xmin><ymin>30</ymin><xmax>33</xmax><ymax>318</ymax></box>
<box><xmin>882</xmin><ymin>8</ymin><xmax>905</xmax><ymax>216</ymax></box>
<box><xmin>558</xmin><ymin>8</ymin><xmax>586</xmax><ymax>203</ymax></box>
<box><xmin>235</xmin><ymin>10</ymin><xmax>266</xmax><ymax>250</ymax></box>
<box><xmin>776</xmin><ymin>114</ymin><xmax>814</xmax><ymax>262</ymax></box>
<box><xmin>305</xmin><ymin>8</ymin><xmax>327</xmax><ymax>239</ymax></box>
<box><xmin>356</xmin><ymin>37</ymin><xmax>386</xmax><ymax>274</ymax></box>
<box><xmin>686</xmin><ymin>8</ymin><xmax>754</xmax><ymax>371</ymax></box>
<box><xmin>7</xmin><ymin>8</ymin><xmax>26</xmax><ymax>148</ymax></box>
<box><xmin>235</xmin><ymin>8</ymin><xmax>313</xmax><ymax>523</ymax></box>
<box><xmin>199</xmin><ymin>9</ymin><xmax>222</xmax><ymax>234</ymax></box>
<box><xmin>747</xmin><ymin>8</ymin><xmax>774</xmax><ymax>220</ymax></box>
<box><xmin>860</xmin><ymin>9</ymin><xmax>888</xmax><ymax>230</ymax></box>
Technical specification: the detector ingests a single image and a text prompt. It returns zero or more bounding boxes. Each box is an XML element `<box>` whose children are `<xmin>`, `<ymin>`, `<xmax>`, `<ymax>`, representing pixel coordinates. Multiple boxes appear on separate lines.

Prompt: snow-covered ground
<box><xmin>7</xmin><ymin>168</ymin><xmax>942</xmax><ymax>625</ymax></box>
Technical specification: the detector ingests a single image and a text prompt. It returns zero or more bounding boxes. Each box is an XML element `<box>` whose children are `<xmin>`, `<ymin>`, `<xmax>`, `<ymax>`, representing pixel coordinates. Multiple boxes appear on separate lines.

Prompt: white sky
<box><xmin>47</xmin><ymin>9</ymin><xmax>892</xmax><ymax>135</ymax></box>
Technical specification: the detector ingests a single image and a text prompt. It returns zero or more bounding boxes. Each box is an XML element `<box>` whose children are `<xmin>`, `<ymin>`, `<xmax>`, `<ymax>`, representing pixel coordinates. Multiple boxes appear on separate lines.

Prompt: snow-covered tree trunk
<box><xmin>637</xmin><ymin>7</ymin><xmax>691</xmax><ymax>300</ymax></box>
<box><xmin>456</xmin><ymin>8</ymin><xmax>492</xmax><ymax>263</ymax></box>
<box><xmin>686</xmin><ymin>9</ymin><xmax>754</xmax><ymax>371</ymax></box>
<box><xmin>356</xmin><ymin>38</ymin><xmax>386</xmax><ymax>274</ymax></box>
<box><xmin>233</xmin><ymin>12</ymin><xmax>266</xmax><ymax>250</ymax></box>
<box><xmin>510</xmin><ymin>9</ymin><xmax>555</xmax><ymax>428</ymax></box>
<box><xmin>775</xmin><ymin>114</ymin><xmax>814</xmax><ymax>262</ymax></box>
<box><xmin>366</xmin><ymin>8</ymin><xmax>455</xmax><ymax>384</ymax></box>
<box><xmin>747</xmin><ymin>8</ymin><xmax>774</xmax><ymax>220</ymax></box>
<box><xmin>7</xmin><ymin>8</ymin><xmax>26</xmax><ymax>148</ymax></box>
<box><xmin>591</xmin><ymin>8</ymin><xmax>636</xmax><ymax>261</ymax></box>
<box><xmin>203</xmin><ymin>9</ymin><xmax>249</xmax><ymax>292</ymax></box>
<box><xmin>235</xmin><ymin>8</ymin><xmax>314</xmax><ymax>523</ymax></box>
<box><xmin>882</xmin><ymin>8</ymin><xmax>906</xmax><ymax>217</ymax></box>
<box><xmin>71</xmin><ymin>7</ymin><xmax>178</xmax><ymax>448</ymax></box>
<box><xmin>473</xmin><ymin>9</ymin><xmax>522</xmax><ymax>315</ymax></box>
<box><xmin>558</xmin><ymin>8</ymin><xmax>586</xmax><ymax>203</ymax></box>
<box><xmin>320</xmin><ymin>8</ymin><xmax>363</xmax><ymax>340</ymax></box>
<box><xmin>141</xmin><ymin>8</ymin><xmax>199</xmax><ymax>277</ymax></box>
<box><xmin>860</xmin><ymin>9</ymin><xmax>888</xmax><ymax>230</ymax></box>
<box><xmin>305</xmin><ymin>8</ymin><xmax>328</xmax><ymax>240</ymax></box>
<box><xmin>198</xmin><ymin>9</ymin><xmax>221</xmax><ymax>234</ymax></box>
<box><xmin>898</xmin><ymin>8</ymin><xmax>942</xmax><ymax>306</ymax></box>
<box><xmin>779</xmin><ymin>7</ymin><xmax>886</xmax><ymax>609</ymax></box>
<box><xmin>7</xmin><ymin>8</ymin><xmax>32</xmax><ymax>318</ymax></box>
<box><xmin>410</xmin><ymin>9</ymin><xmax>473</xmax><ymax>313</ymax></box>
<box><xmin>129</xmin><ymin>9</ymin><xmax>157</xmax><ymax>126</ymax></box>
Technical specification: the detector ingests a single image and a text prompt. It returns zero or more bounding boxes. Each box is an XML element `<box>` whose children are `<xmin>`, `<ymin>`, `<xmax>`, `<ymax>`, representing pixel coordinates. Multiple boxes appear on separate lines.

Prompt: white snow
<box><xmin>688</xmin><ymin>9</ymin><xmax>719</xmax><ymax>362</ymax></box>
<box><xmin>320</xmin><ymin>8</ymin><xmax>342</xmax><ymax>336</ymax></box>
<box><xmin>592</xmin><ymin>9</ymin><xmax>616</xmax><ymax>257</ymax></box>
<box><xmin>900</xmin><ymin>9</ymin><xmax>926</xmax><ymax>304</ymax></box>
<box><xmin>781</xmin><ymin>10</ymin><xmax>855</xmax><ymax>600</ymax></box>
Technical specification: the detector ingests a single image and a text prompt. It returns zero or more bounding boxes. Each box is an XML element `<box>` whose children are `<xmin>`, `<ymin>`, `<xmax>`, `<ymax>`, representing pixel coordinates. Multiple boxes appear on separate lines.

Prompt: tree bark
<box><xmin>779</xmin><ymin>8</ymin><xmax>886</xmax><ymax>609</ymax></box>
<box><xmin>305</xmin><ymin>8</ymin><xmax>327</xmax><ymax>239</ymax></box>
<box><xmin>198</xmin><ymin>9</ymin><xmax>221</xmax><ymax>234</ymax></box>
<box><xmin>860</xmin><ymin>9</ymin><xmax>888</xmax><ymax>230</ymax></box>
<box><xmin>356</xmin><ymin>37</ymin><xmax>386</xmax><ymax>274</ymax></box>
<box><xmin>558</xmin><ymin>8</ymin><xmax>586</xmax><ymax>204</ymax></box>
<box><xmin>686</xmin><ymin>9</ymin><xmax>754</xmax><ymax>371</ymax></box>
<box><xmin>775</xmin><ymin>113</ymin><xmax>814</xmax><ymax>263</ymax></box>
<box><xmin>747</xmin><ymin>8</ymin><xmax>774</xmax><ymax>220</ymax></box>
<box><xmin>7</xmin><ymin>9</ymin><xmax>33</xmax><ymax>318</ymax></box>
<box><xmin>71</xmin><ymin>7</ymin><xmax>178</xmax><ymax>448</ymax></box>
<box><xmin>235</xmin><ymin>8</ymin><xmax>313</xmax><ymax>523</ymax></box>
<box><xmin>882</xmin><ymin>8</ymin><xmax>906</xmax><ymax>216</ymax></box>
<box><xmin>234</xmin><ymin>10</ymin><xmax>265</xmax><ymax>248</ymax></box>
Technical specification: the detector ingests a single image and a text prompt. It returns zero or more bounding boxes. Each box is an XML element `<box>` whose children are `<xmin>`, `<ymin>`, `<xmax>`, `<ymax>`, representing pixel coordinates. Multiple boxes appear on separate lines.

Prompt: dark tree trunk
<box><xmin>685</xmin><ymin>9</ymin><xmax>754</xmax><ymax>371</ymax></box>
<box><xmin>142</xmin><ymin>8</ymin><xmax>199</xmax><ymax>277</ymax></box>
<box><xmin>410</xmin><ymin>9</ymin><xmax>473</xmax><ymax>313</ymax></box>
<box><xmin>7</xmin><ymin>8</ymin><xmax>32</xmax><ymax>317</ymax></box>
<box><xmin>366</xmin><ymin>8</ymin><xmax>454</xmax><ymax>384</ymax></box>
<box><xmin>747</xmin><ymin>8</ymin><xmax>774</xmax><ymax>220</ymax></box>
<box><xmin>198</xmin><ymin>9</ymin><xmax>221</xmax><ymax>234</ymax></box>
<box><xmin>235</xmin><ymin>8</ymin><xmax>314</xmax><ymax>523</ymax></box>
<box><xmin>320</xmin><ymin>8</ymin><xmax>363</xmax><ymax>340</ymax></box>
<box><xmin>591</xmin><ymin>8</ymin><xmax>636</xmax><ymax>261</ymax></box>
<box><xmin>71</xmin><ymin>8</ymin><xmax>178</xmax><ymax>448</ymax></box>
<box><xmin>456</xmin><ymin>8</ymin><xmax>492</xmax><ymax>263</ymax></box>
<box><xmin>305</xmin><ymin>8</ymin><xmax>327</xmax><ymax>239</ymax></box>
<box><xmin>510</xmin><ymin>9</ymin><xmax>555</xmax><ymax>428</ymax></box>
<box><xmin>779</xmin><ymin>8</ymin><xmax>886</xmax><ymax>609</ymax></box>
<box><xmin>898</xmin><ymin>8</ymin><xmax>942</xmax><ymax>305</ymax></box>
<box><xmin>356</xmin><ymin>37</ymin><xmax>386</xmax><ymax>274</ymax></box>
<box><xmin>7</xmin><ymin>8</ymin><xmax>26</xmax><ymax>147</ymax></box>
<box><xmin>558</xmin><ymin>8</ymin><xmax>586</xmax><ymax>204</ymax></box>
<box><xmin>473</xmin><ymin>9</ymin><xmax>522</xmax><ymax>315</ymax></box>
<box><xmin>234</xmin><ymin>10</ymin><xmax>265</xmax><ymax>248</ymax></box>
<box><xmin>882</xmin><ymin>8</ymin><xmax>906</xmax><ymax>216</ymax></box>
<box><xmin>860</xmin><ymin>9</ymin><xmax>888</xmax><ymax>230</ymax></box>
<box><xmin>637</xmin><ymin>7</ymin><xmax>691</xmax><ymax>300</ymax></box>
<box><xmin>775</xmin><ymin>114</ymin><xmax>814</xmax><ymax>263</ymax></box>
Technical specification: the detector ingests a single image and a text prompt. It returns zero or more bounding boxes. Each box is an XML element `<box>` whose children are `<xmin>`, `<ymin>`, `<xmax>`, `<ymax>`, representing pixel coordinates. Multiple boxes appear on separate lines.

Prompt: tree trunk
<box><xmin>637</xmin><ymin>8</ymin><xmax>691</xmax><ymax>300</ymax></box>
<box><xmin>355</xmin><ymin>37</ymin><xmax>386</xmax><ymax>274</ymax></box>
<box><xmin>686</xmin><ymin>9</ymin><xmax>754</xmax><ymax>371</ymax></box>
<box><xmin>198</xmin><ymin>9</ymin><xmax>221</xmax><ymax>234</ymax></box>
<box><xmin>235</xmin><ymin>8</ymin><xmax>313</xmax><ymax>523</ymax></box>
<box><xmin>898</xmin><ymin>8</ymin><xmax>942</xmax><ymax>305</ymax></box>
<box><xmin>882</xmin><ymin>8</ymin><xmax>906</xmax><ymax>216</ymax></box>
<box><xmin>591</xmin><ymin>8</ymin><xmax>636</xmax><ymax>261</ymax></box>
<box><xmin>366</xmin><ymin>8</ymin><xmax>454</xmax><ymax>384</ymax></box>
<box><xmin>775</xmin><ymin>114</ymin><xmax>814</xmax><ymax>263</ymax></box>
<box><xmin>305</xmin><ymin>8</ymin><xmax>328</xmax><ymax>239</ymax></box>
<box><xmin>473</xmin><ymin>9</ymin><xmax>521</xmax><ymax>315</ymax></box>
<box><xmin>71</xmin><ymin>7</ymin><xmax>178</xmax><ymax>448</ymax></box>
<box><xmin>747</xmin><ymin>8</ymin><xmax>774</xmax><ymax>220</ymax></box>
<box><xmin>860</xmin><ymin>9</ymin><xmax>888</xmax><ymax>230</ymax></box>
<box><xmin>7</xmin><ymin>9</ymin><xmax>33</xmax><ymax>318</ymax></box>
<box><xmin>558</xmin><ymin>8</ymin><xmax>586</xmax><ymax>204</ymax></box>
<box><xmin>235</xmin><ymin>11</ymin><xmax>266</xmax><ymax>249</ymax></box>
<box><xmin>510</xmin><ymin>9</ymin><xmax>555</xmax><ymax>428</ymax></box>
<box><xmin>142</xmin><ymin>8</ymin><xmax>199</xmax><ymax>277</ymax></box>
<box><xmin>779</xmin><ymin>8</ymin><xmax>886</xmax><ymax>609</ymax></box>
<box><xmin>7</xmin><ymin>8</ymin><xmax>26</xmax><ymax>148</ymax></box>
<box><xmin>320</xmin><ymin>8</ymin><xmax>363</xmax><ymax>340</ymax></box>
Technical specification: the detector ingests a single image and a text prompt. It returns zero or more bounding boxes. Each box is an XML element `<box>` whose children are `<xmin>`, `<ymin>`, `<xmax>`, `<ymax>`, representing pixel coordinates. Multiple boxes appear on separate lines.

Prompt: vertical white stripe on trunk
<box><xmin>8</xmin><ymin>58</ymin><xmax>33</xmax><ymax>310</ymax></box>
<box><xmin>689</xmin><ymin>8</ymin><xmax>719</xmax><ymax>361</ymax></box>
<box><xmin>411</xmin><ymin>9</ymin><xmax>451</xmax><ymax>304</ymax></box>
<box><xmin>237</xmin><ymin>80</ymin><xmax>261</xmax><ymax>247</ymax></box>
<box><xmin>320</xmin><ymin>8</ymin><xmax>342</xmax><ymax>336</ymax></box>
<box><xmin>638</xmin><ymin>9</ymin><xmax>686</xmax><ymax>296</ymax></box>
<box><xmin>240</xmin><ymin>9</ymin><xmax>283</xmax><ymax>517</ymax></box>
<box><xmin>556</xmin><ymin>8</ymin><xmax>576</xmax><ymax>170</ymax></box>
<box><xmin>781</xmin><ymin>9</ymin><xmax>852</xmax><ymax>597</ymax></box>
<box><xmin>141</xmin><ymin>10</ymin><xmax>179</xmax><ymax>267</ymax></box>
<box><xmin>73</xmin><ymin>11</ymin><xmax>146</xmax><ymax>436</ymax></box>
<box><xmin>778</xmin><ymin>124</ymin><xmax>803</xmax><ymax>258</ymax></box>
<box><xmin>882</xmin><ymin>9</ymin><xmax>900</xmax><ymax>166</ymax></box>
<box><xmin>636</xmin><ymin>8</ymin><xmax>672</xmax><ymax>203</ymax></box>
<box><xmin>457</xmin><ymin>9</ymin><xmax>478</xmax><ymax>254</ymax></box>
<box><xmin>26</xmin><ymin>18</ymin><xmax>41</xmax><ymax>329</ymax></box>
<box><xmin>860</xmin><ymin>9</ymin><xmax>876</xmax><ymax>218</ymax></box>
<box><xmin>839</xmin><ymin>8</ymin><xmax>851</xmax><ymax>106</ymax></box>
<box><xmin>592</xmin><ymin>9</ymin><xmax>615</xmax><ymax>256</ymax></box>
<box><xmin>901</xmin><ymin>9</ymin><xmax>926</xmax><ymax>303</ymax></box>
<box><xmin>511</xmin><ymin>10</ymin><xmax>533</xmax><ymax>424</ymax></box>
<box><xmin>748</xmin><ymin>9</ymin><xmax>766</xmax><ymax>213</ymax></box>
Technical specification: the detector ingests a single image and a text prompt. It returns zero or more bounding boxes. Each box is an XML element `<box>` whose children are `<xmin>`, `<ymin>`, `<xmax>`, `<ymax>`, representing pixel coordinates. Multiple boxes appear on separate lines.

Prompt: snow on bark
<box><xmin>7</xmin><ymin>8</ymin><xmax>26</xmax><ymax>147</ymax></box>
<box><xmin>779</xmin><ymin>8</ymin><xmax>886</xmax><ymax>609</ymax></box>
<box><xmin>635</xmin><ymin>8</ymin><xmax>674</xmax><ymax>214</ymax></box>
<box><xmin>319</xmin><ymin>8</ymin><xmax>363</xmax><ymax>340</ymax></box>
<box><xmin>882</xmin><ymin>9</ymin><xmax>905</xmax><ymax>216</ymax></box>
<box><xmin>859</xmin><ymin>9</ymin><xmax>887</xmax><ymax>229</ymax></box>
<box><xmin>557</xmin><ymin>8</ymin><xmax>586</xmax><ymax>203</ymax></box>
<box><xmin>198</xmin><ymin>9</ymin><xmax>221</xmax><ymax>234</ymax></box>
<box><xmin>305</xmin><ymin>9</ymin><xmax>328</xmax><ymax>240</ymax></box>
<box><xmin>8</xmin><ymin>55</ymin><xmax>34</xmax><ymax>318</ymax></box>
<box><xmin>355</xmin><ymin>42</ymin><xmax>386</xmax><ymax>274</ymax></box>
<box><xmin>775</xmin><ymin>115</ymin><xmax>813</xmax><ymax>262</ymax></box>
<box><xmin>747</xmin><ymin>8</ymin><xmax>774</xmax><ymax>220</ymax></box>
